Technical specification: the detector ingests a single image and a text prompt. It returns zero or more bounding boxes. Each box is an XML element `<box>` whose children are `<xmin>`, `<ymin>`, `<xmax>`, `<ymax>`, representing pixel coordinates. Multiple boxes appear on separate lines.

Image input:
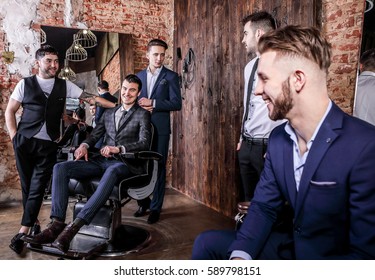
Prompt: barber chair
<box><xmin>27</xmin><ymin>127</ymin><xmax>162</xmax><ymax>259</ymax></box>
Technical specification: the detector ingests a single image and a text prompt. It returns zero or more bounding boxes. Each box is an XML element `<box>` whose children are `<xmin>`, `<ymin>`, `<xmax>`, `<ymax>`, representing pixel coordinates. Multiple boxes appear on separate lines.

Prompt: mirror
<box><xmin>41</xmin><ymin>26</ymin><xmax>127</xmax><ymax>122</ymax></box>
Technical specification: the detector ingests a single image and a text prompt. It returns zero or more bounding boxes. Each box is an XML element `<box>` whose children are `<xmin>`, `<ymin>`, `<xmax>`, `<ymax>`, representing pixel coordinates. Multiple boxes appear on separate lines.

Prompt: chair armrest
<box><xmin>119</xmin><ymin>151</ymin><xmax>163</xmax><ymax>161</ymax></box>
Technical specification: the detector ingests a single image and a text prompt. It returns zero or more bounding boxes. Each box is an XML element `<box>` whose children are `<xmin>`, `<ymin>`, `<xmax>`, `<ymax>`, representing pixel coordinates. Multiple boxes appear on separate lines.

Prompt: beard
<box><xmin>269</xmin><ymin>78</ymin><xmax>293</xmax><ymax>121</ymax></box>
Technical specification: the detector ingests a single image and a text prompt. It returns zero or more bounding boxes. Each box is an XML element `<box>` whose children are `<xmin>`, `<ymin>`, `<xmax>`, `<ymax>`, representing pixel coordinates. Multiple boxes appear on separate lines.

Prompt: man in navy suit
<box><xmin>192</xmin><ymin>25</ymin><xmax>375</xmax><ymax>260</ymax></box>
<box><xmin>136</xmin><ymin>39</ymin><xmax>182</xmax><ymax>224</ymax></box>
<box><xmin>24</xmin><ymin>74</ymin><xmax>151</xmax><ymax>253</ymax></box>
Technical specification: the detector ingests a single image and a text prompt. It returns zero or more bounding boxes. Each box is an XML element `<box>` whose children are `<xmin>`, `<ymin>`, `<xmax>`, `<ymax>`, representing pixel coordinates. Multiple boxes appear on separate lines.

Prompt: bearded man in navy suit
<box><xmin>192</xmin><ymin>26</ymin><xmax>375</xmax><ymax>260</ymax></box>
<box><xmin>136</xmin><ymin>39</ymin><xmax>182</xmax><ymax>224</ymax></box>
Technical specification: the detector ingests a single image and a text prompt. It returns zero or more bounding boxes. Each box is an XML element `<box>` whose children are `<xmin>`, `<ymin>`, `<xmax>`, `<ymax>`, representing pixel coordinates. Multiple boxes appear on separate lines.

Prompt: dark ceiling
<box><xmin>41</xmin><ymin>25</ymin><xmax>105</xmax><ymax>66</ymax></box>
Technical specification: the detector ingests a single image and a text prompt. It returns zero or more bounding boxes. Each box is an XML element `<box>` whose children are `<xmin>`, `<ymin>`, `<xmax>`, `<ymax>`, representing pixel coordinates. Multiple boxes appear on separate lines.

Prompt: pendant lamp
<box><xmin>58</xmin><ymin>59</ymin><xmax>76</xmax><ymax>81</ymax></box>
<box><xmin>66</xmin><ymin>34</ymin><xmax>88</xmax><ymax>62</ymax></box>
<box><xmin>74</xmin><ymin>29</ymin><xmax>97</xmax><ymax>48</ymax></box>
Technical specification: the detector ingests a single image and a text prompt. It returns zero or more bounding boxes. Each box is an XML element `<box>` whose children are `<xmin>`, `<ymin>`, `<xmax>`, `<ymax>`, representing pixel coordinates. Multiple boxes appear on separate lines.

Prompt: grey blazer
<box><xmin>83</xmin><ymin>103</ymin><xmax>152</xmax><ymax>174</ymax></box>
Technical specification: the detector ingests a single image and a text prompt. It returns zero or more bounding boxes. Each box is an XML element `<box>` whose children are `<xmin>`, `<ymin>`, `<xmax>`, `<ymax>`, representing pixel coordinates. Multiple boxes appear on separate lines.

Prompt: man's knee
<box><xmin>192</xmin><ymin>230</ymin><xmax>234</xmax><ymax>260</ymax></box>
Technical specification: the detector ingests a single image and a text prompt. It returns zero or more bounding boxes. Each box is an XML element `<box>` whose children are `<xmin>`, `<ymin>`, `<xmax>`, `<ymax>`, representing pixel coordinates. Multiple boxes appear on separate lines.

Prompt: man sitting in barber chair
<box><xmin>24</xmin><ymin>74</ymin><xmax>151</xmax><ymax>253</ymax></box>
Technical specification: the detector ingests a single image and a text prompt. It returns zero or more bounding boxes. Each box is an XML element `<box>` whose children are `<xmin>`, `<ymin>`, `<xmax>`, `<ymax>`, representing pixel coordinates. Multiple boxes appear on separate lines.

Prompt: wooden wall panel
<box><xmin>172</xmin><ymin>0</ymin><xmax>321</xmax><ymax>217</ymax></box>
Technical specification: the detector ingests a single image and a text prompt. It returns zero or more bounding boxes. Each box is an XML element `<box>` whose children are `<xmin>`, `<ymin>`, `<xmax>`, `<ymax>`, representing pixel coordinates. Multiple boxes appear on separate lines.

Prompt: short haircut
<box><xmin>147</xmin><ymin>39</ymin><xmax>168</xmax><ymax>52</ymax></box>
<box><xmin>360</xmin><ymin>48</ymin><xmax>375</xmax><ymax>72</ymax></box>
<box><xmin>98</xmin><ymin>80</ymin><xmax>109</xmax><ymax>90</ymax></box>
<box><xmin>124</xmin><ymin>74</ymin><xmax>142</xmax><ymax>92</ymax></box>
<box><xmin>241</xmin><ymin>11</ymin><xmax>277</xmax><ymax>32</ymax></box>
<box><xmin>258</xmin><ymin>25</ymin><xmax>332</xmax><ymax>73</ymax></box>
<box><xmin>35</xmin><ymin>45</ymin><xmax>58</xmax><ymax>60</ymax></box>
<box><xmin>74</xmin><ymin>106</ymin><xmax>86</xmax><ymax>121</ymax></box>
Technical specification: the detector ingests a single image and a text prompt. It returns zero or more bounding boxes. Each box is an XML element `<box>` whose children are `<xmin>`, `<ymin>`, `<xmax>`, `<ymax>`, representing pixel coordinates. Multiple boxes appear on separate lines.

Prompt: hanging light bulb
<box><xmin>66</xmin><ymin>34</ymin><xmax>88</xmax><ymax>62</ymax></box>
<box><xmin>74</xmin><ymin>29</ymin><xmax>97</xmax><ymax>48</ymax></box>
<box><xmin>58</xmin><ymin>59</ymin><xmax>76</xmax><ymax>81</ymax></box>
<box><xmin>40</xmin><ymin>29</ymin><xmax>47</xmax><ymax>44</ymax></box>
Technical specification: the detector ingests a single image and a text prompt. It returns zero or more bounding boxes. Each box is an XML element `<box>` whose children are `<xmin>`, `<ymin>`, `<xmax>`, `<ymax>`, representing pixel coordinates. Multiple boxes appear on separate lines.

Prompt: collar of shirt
<box><xmin>146</xmin><ymin>66</ymin><xmax>163</xmax><ymax>97</ymax></box>
<box><xmin>284</xmin><ymin>100</ymin><xmax>332</xmax><ymax>190</ymax></box>
<box><xmin>360</xmin><ymin>71</ymin><xmax>375</xmax><ymax>78</ymax></box>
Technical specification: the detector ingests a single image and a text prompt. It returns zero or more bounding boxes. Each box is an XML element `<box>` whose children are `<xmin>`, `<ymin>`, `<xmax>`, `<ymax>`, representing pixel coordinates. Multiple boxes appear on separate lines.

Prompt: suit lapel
<box><xmin>150</xmin><ymin>68</ymin><xmax>167</xmax><ymax>99</ymax></box>
<box><xmin>294</xmin><ymin>103</ymin><xmax>343</xmax><ymax>218</ymax></box>
<box><xmin>117</xmin><ymin>104</ymin><xmax>138</xmax><ymax>132</ymax></box>
<box><xmin>284</xmin><ymin>139</ymin><xmax>298</xmax><ymax>207</ymax></box>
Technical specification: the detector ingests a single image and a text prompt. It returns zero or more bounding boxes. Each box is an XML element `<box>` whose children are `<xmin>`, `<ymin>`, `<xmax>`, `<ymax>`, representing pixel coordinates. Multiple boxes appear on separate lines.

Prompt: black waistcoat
<box><xmin>17</xmin><ymin>75</ymin><xmax>67</xmax><ymax>141</ymax></box>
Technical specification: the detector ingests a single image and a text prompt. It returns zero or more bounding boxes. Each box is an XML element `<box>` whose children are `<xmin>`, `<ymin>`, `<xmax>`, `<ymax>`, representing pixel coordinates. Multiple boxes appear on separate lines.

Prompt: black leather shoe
<box><xmin>52</xmin><ymin>223</ymin><xmax>81</xmax><ymax>253</ymax></box>
<box><xmin>30</xmin><ymin>224</ymin><xmax>41</xmax><ymax>236</ymax></box>
<box><xmin>134</xmin><ymin>206</ymin><xmax>149</xmax><ymax>217</ymax></box>
<box><xmin>147</xmin><ymin>211</ymin><xmax>160</xmax><ymax>224</ymax></box>
<box><xmin>134</xmin><ymin>198</ymin><xmax>151</xmax><ymax>217</ymax></box>
<box><xmin>9</xmin><ymin>233</ymin><xmax>26</xmax><ymax>254</ymax></box>
<box><xmin>23</xmin><ymin>220</ymin><xmax>66</xmax><ymax>245</ymax></box>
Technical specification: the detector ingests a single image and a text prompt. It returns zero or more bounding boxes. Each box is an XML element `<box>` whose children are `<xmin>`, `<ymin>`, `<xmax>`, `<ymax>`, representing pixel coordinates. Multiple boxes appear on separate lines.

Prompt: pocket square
<box><xmin>160</xmin><ymin>79</ymin><xmax>168</xmax><ymax>85</ymax></box>
<box><xmin>310</xmin><ymin>180</ymin><xmax>337</xmax><ymax>186</ymax></box>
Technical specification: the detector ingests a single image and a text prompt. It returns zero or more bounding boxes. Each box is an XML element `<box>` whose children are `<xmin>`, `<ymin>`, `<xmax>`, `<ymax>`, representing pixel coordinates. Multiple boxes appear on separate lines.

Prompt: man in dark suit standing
<box><xmin>24</xmin><ymin>74</ymin><xmax>151</xmax><ymax>253</ymax></box>
<box><xmin>94</xmin><ymin>80</ymin><xmax>118</xmax><ymax>148</ymax></box>
<box><xmin>136</xmin><ymin>39</ymin><xmax>182</xmax><ymax>224</ymax></box>
<box><xmin>192</xmin><ymin>26</ymin><xmax>375</xmax><ymax>260</ymax></box>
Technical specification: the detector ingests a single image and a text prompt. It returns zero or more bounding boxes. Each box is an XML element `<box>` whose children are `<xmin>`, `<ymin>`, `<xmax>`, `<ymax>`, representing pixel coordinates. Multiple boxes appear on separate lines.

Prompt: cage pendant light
<box><xmin>74</xmin><ymin>29</ymin><xmax>97</xmax><ymax>48</ymax></box>
<box><xmin>58</xmin><ymin>59</ymin><xmax>76</xmax><ymax>81</ymax></box>
<box><xmin>40</xmin><ymin>29</ymin><xmax>47</xmax><ymax>44</ymax></box>
<box><xmin>66</xmin><ymin>34</ymin><xmax>88</xmax><ymax>62</ymax></box>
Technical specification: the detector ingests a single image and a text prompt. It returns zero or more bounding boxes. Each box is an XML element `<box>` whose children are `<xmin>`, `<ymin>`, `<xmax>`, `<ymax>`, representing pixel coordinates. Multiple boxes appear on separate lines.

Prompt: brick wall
<box><xmin>322</xmin><ymin>0</ymin><xmax>365</xmax><ymax>112</ymax></box>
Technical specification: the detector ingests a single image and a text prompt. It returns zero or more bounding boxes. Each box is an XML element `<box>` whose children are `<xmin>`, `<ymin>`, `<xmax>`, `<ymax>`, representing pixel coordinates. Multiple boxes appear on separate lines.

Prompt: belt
<box><xmin>243</xmin><ymin>136</ymin><xmax>268</xmax><ymax>145</ymax></box>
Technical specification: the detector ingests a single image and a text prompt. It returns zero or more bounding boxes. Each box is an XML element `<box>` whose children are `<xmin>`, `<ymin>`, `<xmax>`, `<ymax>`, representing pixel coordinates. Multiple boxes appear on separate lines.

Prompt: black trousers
<box><xmin>237</xmin><ymin>140</ymin><xmax>267</xmax><ymax>201</ymax></box>
<box><xmin>13</xmin><ymin>133</ymin><xmax>57</xmax><ymax>227</ymax></box>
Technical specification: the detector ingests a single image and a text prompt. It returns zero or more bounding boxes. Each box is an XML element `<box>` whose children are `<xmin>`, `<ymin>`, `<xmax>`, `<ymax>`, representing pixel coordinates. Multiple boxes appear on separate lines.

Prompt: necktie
<box><xmin>116</xmin><ymin>110</ymin><xmax>127</xmax><ymax>130</ymax></box>
<box><xmin>242</xmin><ymin>58</ymin><xmax>259</xmax><ymax>136</ymax></box>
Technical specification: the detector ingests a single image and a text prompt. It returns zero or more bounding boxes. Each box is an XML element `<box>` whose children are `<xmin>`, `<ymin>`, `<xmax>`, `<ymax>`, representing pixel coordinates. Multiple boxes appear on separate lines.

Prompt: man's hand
<box><xmin>236</xmin><ymin>141</ymin><xmax>242</xmax><ymax>151</ymax></box>
<box><xmin>138</xmin><ymin>97</ymin><xmax>153</xmax><ymax>112</ymax></box>
<box><xmin>74</xmin><ymin>144</ymin><xmax>89</xmax><ymax>161</ymax></box>
<box><xmin>100</xmin><ymin>145</ymin><xmax>120</xmax><ymax>158</ymax></box>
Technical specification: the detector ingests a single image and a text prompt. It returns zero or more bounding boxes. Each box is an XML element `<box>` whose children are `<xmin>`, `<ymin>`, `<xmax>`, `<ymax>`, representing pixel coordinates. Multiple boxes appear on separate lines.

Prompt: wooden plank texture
<box><xmin>172</xmin><ymin>0</ymin><xmax>320</xmax><ymax>217</ymax></box>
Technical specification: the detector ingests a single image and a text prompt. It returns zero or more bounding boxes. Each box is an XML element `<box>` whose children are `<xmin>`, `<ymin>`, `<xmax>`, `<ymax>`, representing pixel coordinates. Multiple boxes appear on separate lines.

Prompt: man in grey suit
<box><xmin>24</xmin><ymin>74</ymin><xmax>151</xmax><ymax>253</ymax></box>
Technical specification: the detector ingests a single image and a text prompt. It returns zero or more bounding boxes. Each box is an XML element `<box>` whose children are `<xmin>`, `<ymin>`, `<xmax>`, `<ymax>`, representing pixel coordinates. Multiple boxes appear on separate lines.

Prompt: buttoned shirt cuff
<box><xmin>117</xmin><ymin>145</ymin><xmax>126</xmax><ymax>154</ymax></box>
<box><xmin>80</xmin><ymin>143</ymin><xmax>89</xmax><ymax>149</ymax></box>
<box><xmin>230</xmin><ymin>250</ymin><xmax>252</xmax><ymax>260</ymax></box>
<box><xmin>153</xmin><ymin>99</ymin><xmax>156</xmax><ymax>108</ymax></box>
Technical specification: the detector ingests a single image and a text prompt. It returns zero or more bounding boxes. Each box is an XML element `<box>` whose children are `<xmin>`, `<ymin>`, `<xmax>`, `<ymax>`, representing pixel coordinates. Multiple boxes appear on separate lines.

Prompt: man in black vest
<box><xmin>5</xmin><ymin>45</ymin><xmax>116</xmax><ymax>254</ymax></box>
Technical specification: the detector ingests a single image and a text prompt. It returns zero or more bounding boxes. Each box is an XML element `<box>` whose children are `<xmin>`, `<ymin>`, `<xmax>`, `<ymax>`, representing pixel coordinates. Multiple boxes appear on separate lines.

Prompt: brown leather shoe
<box><xmin>23</xmin><ymin>220</ymin><xmax>66</xmax><ymax>245</ymax></box>
<box><xmin>52</xmin><ymin>223</ymin><xmax>81</xmax><ymax>253</ymax></box>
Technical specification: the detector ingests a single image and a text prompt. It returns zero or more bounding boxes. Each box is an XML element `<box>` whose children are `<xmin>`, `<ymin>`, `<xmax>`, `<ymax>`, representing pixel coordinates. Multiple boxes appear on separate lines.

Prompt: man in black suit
<box><xmin>136</xmin><ymin>39</ymin><xmax>182</xmax><ymax>224</ymax></box>
<box><xmin>24</xmin><ymin>74</ymin><xmax>151</xmax><ymax>253</ymax></box>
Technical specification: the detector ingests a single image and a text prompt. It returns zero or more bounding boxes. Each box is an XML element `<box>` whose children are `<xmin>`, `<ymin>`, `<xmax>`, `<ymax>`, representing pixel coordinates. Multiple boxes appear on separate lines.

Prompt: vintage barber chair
<box><xmin>26</xmin><ymin>126</ymin><xmax>162</xmax><ymax>259</ymax></box>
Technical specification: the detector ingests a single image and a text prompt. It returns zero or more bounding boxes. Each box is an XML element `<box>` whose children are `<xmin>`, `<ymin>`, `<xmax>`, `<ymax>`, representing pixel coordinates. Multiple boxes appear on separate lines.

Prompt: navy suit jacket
<box><xmin>83</xmin><ymin>103</ymin><xmax>151</xmax><ymax>175</ymax></box>
<box><xmin>95</xmin><ymin>91</ymin><xmax>118</xmax><ymax>121</ymax></box>
<box><xmin>229</xmin><ymin>103</ymin><xmax>375</xmax><ymax>259</ymax></box>
<box><xmin>137</xmin><ymin>66</ymin><xmax>182</xmax><ymax>135</ymax></box>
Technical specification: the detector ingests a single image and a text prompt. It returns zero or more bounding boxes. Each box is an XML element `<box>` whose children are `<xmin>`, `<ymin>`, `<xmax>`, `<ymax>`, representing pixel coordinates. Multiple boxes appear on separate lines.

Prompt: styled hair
<box><xmin>35</xmin><ymin>45</ymin><xmax>58</xmax><ymax>60</ymax></box>
<box><xmin>74</xmin><ymin>106</ymin><xmax>86</xmax><ymax>121</ymax></box>
<box><xmin>241</xmin><ymin>11</ymin><xmax>277</xmax><ymax>32</ymax></box>
<box><xmin>147</xmin><ymin>39</ymin><xmax>168</xmax><ymax>52</ymax></box>
<box><xmin>258</xmin><ymin>25</ymin><xmax>332</xmax><ymax>73</ymax></box>
<box><xmin>124</xmin><ymin>74</ymin><xmax>142</xmax><ymax>92</ymax></box>
<box><xmin>98</xmin><ymin>80</ymin><xmax>109</xmax><ymax>90</ymax></box>
<box><xmin>360</xmin><ymin>48</ymin><xmax>375</xmax><ymax>72</ymax></box>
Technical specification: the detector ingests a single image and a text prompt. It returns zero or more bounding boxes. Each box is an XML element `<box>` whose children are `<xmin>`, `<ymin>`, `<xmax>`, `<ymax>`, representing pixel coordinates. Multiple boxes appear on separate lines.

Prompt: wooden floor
<box><xmin>0</xmin><ymin>188</ymin><xmax>235</xmax><ymax>260</ymax></box>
